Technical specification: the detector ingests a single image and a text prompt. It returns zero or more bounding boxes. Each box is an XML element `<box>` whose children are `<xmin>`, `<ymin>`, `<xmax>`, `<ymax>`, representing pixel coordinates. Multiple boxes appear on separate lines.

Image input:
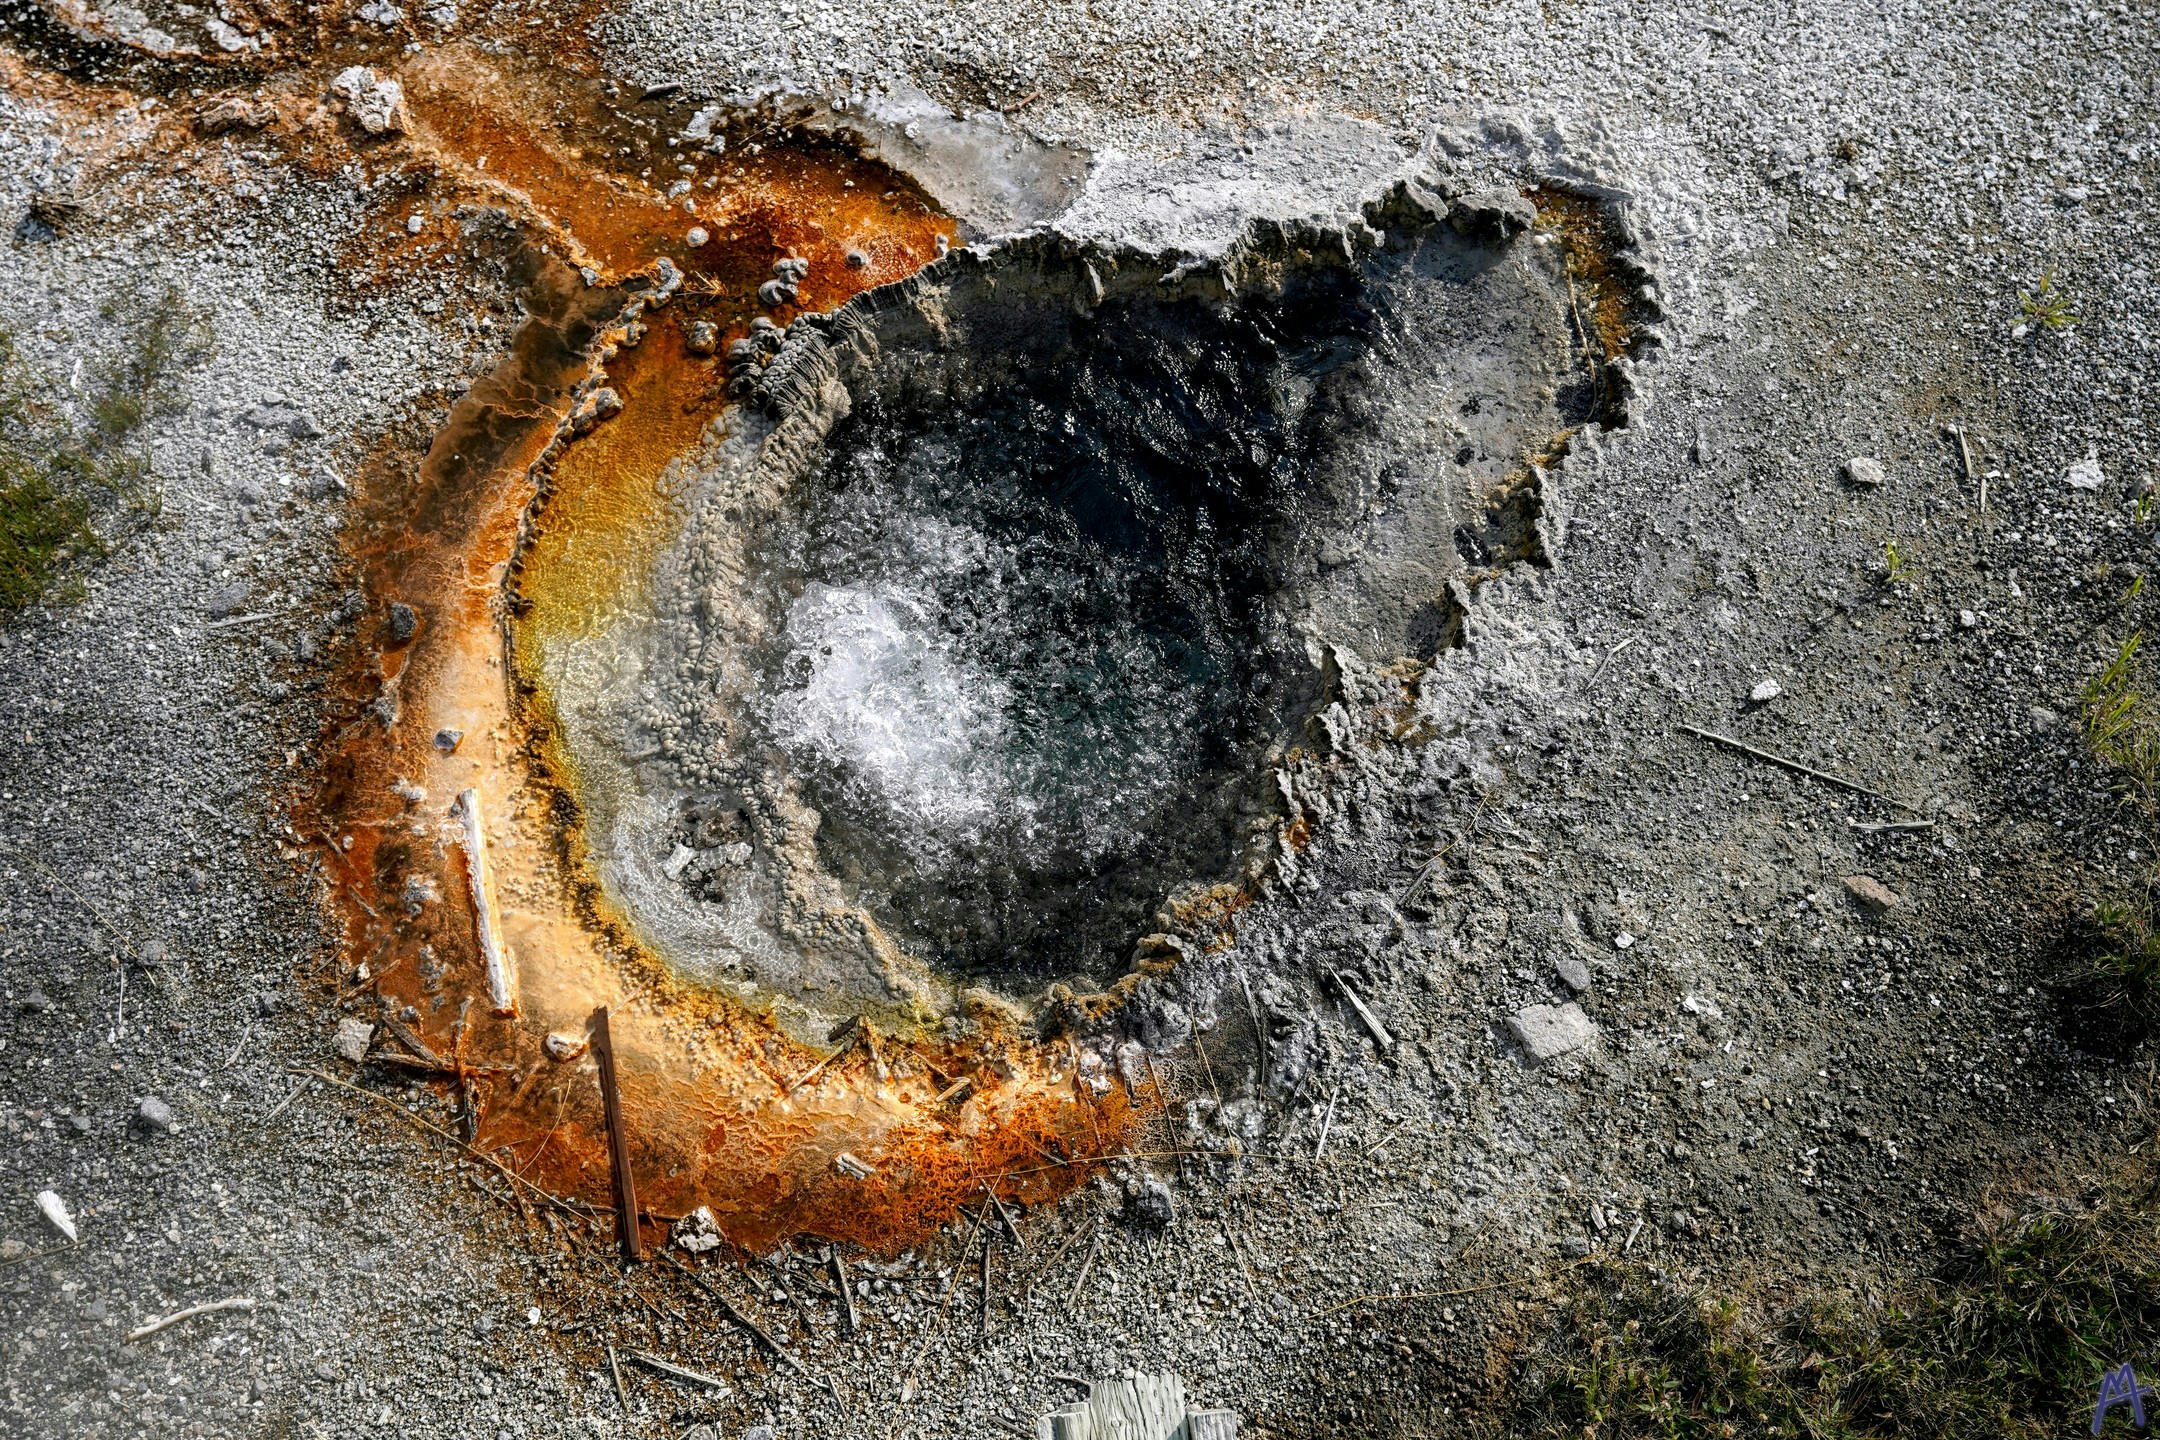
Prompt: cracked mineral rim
<box><xmin>306</xmin><ymin>93</ymin><xmax>1654</xmax><ymax>1251</ymax></box>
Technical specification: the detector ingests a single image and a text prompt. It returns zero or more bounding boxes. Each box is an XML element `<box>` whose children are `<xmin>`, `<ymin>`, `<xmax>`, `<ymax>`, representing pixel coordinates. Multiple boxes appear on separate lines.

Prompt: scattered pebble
<box><xmin>685</xmin><ymin>226</ymin><xmax>710</xmax><ymax>247</ymax></box>
<box><xmin>34</xmin><ymin>1190</ymin><xmax>77</xmax><ymax>1243</ymax></box>
<box><xmin>1843</xmin><ymin>874</ymin><xmax>1901</xmax><ymax>915</ymax></box>
<box><xmin>385</xmin><ymin>602</ymin><xmax>418</xmax><ymax>644</ymax></box>
<box><xmin>204</xmin><ymin>581</ymin><xmax>250</xmax><ymax>618</ymax></box>
<box><xmin>1613</xmin><ymin>931</ymin><xmax>1636</xmax><ymax>950</ymax></box>
<box><xmin>1749</xmin><ymin>678</ymin><xmax>1781</xmax><ymax>703</ymax></box>
<box><xmin>1958</xmin><ymin>609</ymin><xmax>1978</xmax><ymax>629</ymax></box>
<box><xmin>684</xmin><ymin>320</ymin><xmax>719</xmax><ymax>355</ymax></box>
<box><xmin>406</xmin><ymin>214</ymin><xmax>424</xmax><ymax>235</ymax></box>
<box><xmin>845</xmin><ymin>248</ymin><xmax>869</xmax><ymax>269</ymax></box>
<box><xmin>1843</xmin><ymin>456</ymin><xmax>1885</xmax><ymax>488</ymax></box>
<box><xmin>673</xmin><ymin>1206</ymin><xmax>725</xmax><ymax>1253</ymax></box>
<box><xmin>135</xmin><ymin>1096</ymin><xmax>175</xmax><ymax>1134</ymax></box>
<box><xmin>662</xmin><ymin>843</ymin><xmax>697</xmax><ymax>880</ymax></box>
<box><xmin>2066</xmin><ymin>449</ymin><xmax>2105</xmax><ymax>491</ymax></box>
<box><xmin>1506</xmin><ymin>1002</ymin><xmax>1600</xmax><ymax>1065</ymax></box>
<box><xmin>433</xmin><ymin>728</ymin><xmax>463</xmax><ymax>753</ymax></box>
<box><xmin>333</xmin><ymin>1017</ymin><xmax>375</xmax><ymax>1064</ymax></box>
<box><xmin>1553</xmin><ymin>957</ymin><xmax>1592</xmax><ymax>993</ymax></box>
<box><xmin>330</xmin><ymin>66</ymin><xmax>406</xmax><ymax>136</ymax></box>
<box><xmin>1124</xmin><ymin>1176</ymin><xmax>1176</xmax><ymax>1228</ymax></box>
<box><xmin>542</xmin><ymin>1031</ymin><xmax>588</xmax><ymax>1063</ymax></box>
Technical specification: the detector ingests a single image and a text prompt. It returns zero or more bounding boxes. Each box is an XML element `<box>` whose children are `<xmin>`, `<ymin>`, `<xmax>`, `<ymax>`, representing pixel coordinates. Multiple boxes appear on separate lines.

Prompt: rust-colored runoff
<box><xmin>299</xmin><ymin>67</ymin><xmax>1154</xmax><ymax>1257</ymax></box>
<box><xmin>588</xmin><ymin>1006</ymin><xmax>642</xmax><ymax>1262</ymax></box>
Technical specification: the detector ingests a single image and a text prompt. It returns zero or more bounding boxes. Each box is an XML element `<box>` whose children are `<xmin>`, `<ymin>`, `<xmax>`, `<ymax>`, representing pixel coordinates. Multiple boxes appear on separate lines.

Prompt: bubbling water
<box><xmin>742</xmin><ymin>299</ymin><xmax>1335</xmax><ymax>979</ymax></box>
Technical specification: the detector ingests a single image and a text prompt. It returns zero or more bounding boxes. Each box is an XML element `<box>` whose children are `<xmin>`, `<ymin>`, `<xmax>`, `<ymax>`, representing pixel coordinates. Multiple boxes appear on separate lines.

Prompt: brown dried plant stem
<box><xmin>588</xmin><ymin>1006</ymin><xmax>643</xmax><ymax>1262</ymax></box>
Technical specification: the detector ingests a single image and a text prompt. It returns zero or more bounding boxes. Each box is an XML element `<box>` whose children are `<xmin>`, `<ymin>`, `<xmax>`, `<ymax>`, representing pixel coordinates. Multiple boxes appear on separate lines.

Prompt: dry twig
<box><xmin>125</xmin><ymin>1296</ymin><xmax>256</xmax><ymax>1342</ymax></box>
<box><xmin>1678</xmin><ymin>724</ymin><xmax>1924</xmax><ymax>812</ymax></box>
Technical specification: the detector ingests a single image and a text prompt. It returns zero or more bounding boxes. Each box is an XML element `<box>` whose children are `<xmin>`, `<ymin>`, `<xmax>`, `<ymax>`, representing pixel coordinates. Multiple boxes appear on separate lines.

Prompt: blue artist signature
<box><xmin>2096</xmin><ymin>1362</ymin><xmax>2158</xmax><ymax>1434</ymax></box>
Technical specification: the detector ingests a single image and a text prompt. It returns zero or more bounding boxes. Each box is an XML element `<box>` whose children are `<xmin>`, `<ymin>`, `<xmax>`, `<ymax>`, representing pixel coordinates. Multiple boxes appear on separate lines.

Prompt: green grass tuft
<box><xmin>2083</xmin><ymin>633</ymin><xmax>2160</xmax><ymax>814</ymax></box>
<box><xmin>2017</xmin><ymin>272</ymin><xmax>2080</xmax><ymax>331</ymax></box>
<box><xmin>0</xmin><ymin>289</ymin><xmax>207</xmax><ymax>615</ymax></box>
<box><xmin>1518</xmin><ymin>1186</ymin><xmax>2160</xmax><ymax>1438</ymax></box>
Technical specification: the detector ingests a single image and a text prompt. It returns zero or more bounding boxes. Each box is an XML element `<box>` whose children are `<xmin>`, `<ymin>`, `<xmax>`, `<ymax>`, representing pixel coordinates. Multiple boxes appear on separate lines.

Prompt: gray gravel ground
<box><xmin>3</xmin><ymin>0</ymin><xmax>2159</xmax><ymax>1436</ymax></box>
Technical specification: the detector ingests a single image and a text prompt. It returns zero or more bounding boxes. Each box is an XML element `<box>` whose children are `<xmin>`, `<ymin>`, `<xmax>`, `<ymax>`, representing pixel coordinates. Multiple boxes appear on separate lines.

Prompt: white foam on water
<box><xmin>753</xmin><ymin>468</ymin><xmax>1218</xmax><ymax>872</ymax></box>
<box><xmin>764</xmin><ymin>578</ymin><xmax>1021</xmax><ymax>845</ymax></box>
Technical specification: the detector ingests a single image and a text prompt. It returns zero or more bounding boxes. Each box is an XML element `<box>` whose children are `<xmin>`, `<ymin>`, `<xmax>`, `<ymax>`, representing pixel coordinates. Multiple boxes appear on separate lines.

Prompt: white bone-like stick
<box><xmin>456</xmin><ymin>788</ymin><xmax>515</xmax><ymax>1015</ymax></box>
<box><xmin>126</xmin><ymin>1296</ymin><xmax>257</xmax><ymax>1343</ymax></box>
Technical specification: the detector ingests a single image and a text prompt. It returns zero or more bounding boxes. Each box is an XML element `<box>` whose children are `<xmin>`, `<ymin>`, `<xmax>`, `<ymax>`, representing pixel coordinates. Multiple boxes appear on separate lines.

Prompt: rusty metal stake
<box><xmin>589</xmin><ymin>1006</ymin><xmax>642</xmax><ymax>1262</ymax></box>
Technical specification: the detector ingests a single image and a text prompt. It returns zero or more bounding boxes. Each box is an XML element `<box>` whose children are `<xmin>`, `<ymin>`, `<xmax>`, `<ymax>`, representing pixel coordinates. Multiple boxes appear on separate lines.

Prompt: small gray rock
<box><xmin>385</xmin><ymin>602</ymin><xmax>418</xmax><ymax>644</ymax></box>
<box><xmin>333</xmin><ymin>1017</ymin><xmax>374</xmax><ymax>1064</ymax></box>
<box><xmin>19</xmin><ymin>990</ymin><xmax>53</xmax><ymax>1013</ymax></box>
<box><xmin>204</xmin><ymin>582</ymin><xmax>249</xmax><ymax>618</ymax></box>
<box><xmin>1124</xmin><ymin>1176</ymin><xmax>1175</xmax><ymax>1228</ymax></box>
<box><xmin>1506</xmin><ymin>1002</ymin><xmax>1599</xmax><ymax>1065</ymax></box>
<box><xmin>1749</xmin><ymin>678</ymin><xmax>1781</xmax><ymax>703</ymax></box>
<box><xmin>742</xmin><ymin>1427</ymin><xmax>776</xmax><ymax>1440</ymax></box>
<box><xmin>136</xmin><ymin>1096</ymin><xmax>174</xmax><ymax>1133</ymax></box>
<box><xmin>433</xmin><ymin>728</ymin><xmax>463</xmax><ymax>753</ymax></box>
<box><xmin>684</xmin><ymin>320</ymin><xmax>719</xmax><ymax>356</ymax></box>
<box><xmin>1553</xmin><ymin>957</ymin><xmax>1592</xmax><ymax>993</ymax></box>
<box><xmin>1844</xmin><ymin>456</ymin><xmax>1886</xmax><ymax>488</ymax></box>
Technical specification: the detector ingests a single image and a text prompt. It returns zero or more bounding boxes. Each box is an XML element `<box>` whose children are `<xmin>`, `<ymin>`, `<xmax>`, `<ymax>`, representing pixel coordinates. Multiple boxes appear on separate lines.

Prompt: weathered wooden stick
<box><xmin>623</xmin><ymin>1348</ymin><xmax>728</xmax><ymax>1390</ymax></box>
<box><xmin>983</xmin><ymin>1183</ymin><xmax>1026</xmax><ymax>1251</ymax></box>
<box><xmin>1067</xmin><ymin>1229</ymin><xmax>1102</xmax><ymax>1308</ymax></box>
<box><xmin>933</xmin><ymin>1076</ymin><xmax>972</xmax><ymax>1106</ymax></box>
<box><xmin>126</xmin><ymin>1295</ymin><xmax>256</xmax><ymax>1342</ymax></box>
<box><xmin>380</xmin><ymin>1011</ymin><xmax>443</xmax><ymax>1068</ymax></box>
<box><xmin>978</xmin><ymin>1219</ymin><xmax>993</xmax><ymax>1335</ymax></box>
<box><xmin>1239</xmin><ymin>972</ymin><xmax>1268</xmax><ymax>1090</ymax></box>
<box><xmin>455</xmin><ymin>789</ymin><xmax>516</xmax><ymax>1015</ymax></box>
<box><xmin>1330</xmin><ymin>970</ymin><xmax>1394</xmax><ymax>1051</ymax></box>
<box><xmin>1313</xmin><ymin>1254</ymin><xmax>1597</xmax><ymax>1318</ymax></box>
<box><xmin>1677</xmin><ymin>724</ymin><xmax>1923</xmax><ymax>812</ymax></box>
<box><xmin>899</xmin><ymin>1205</ymin><xmax>991</xmax><ymax>1403</ymax></box>
<box><xmin>664</xmin><ymin>1252</ymin><xmax>807</xmax><ymax>1374</ymax></box>
<box><xmin>832</xmin><ymin>1251</ymin><xmax>859</xmax><ymax>1333</ymax></box>
<box><xmin>588</xmin><ymin>1006</ymin><xmax>643</xmax><ymax>1262</ymax></box>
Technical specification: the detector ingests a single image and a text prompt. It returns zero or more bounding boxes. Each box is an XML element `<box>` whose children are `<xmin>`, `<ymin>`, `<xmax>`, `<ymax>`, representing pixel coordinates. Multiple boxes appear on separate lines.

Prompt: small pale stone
<box><xmin>674</xmin><ymin>1205</ymin><xmax>725</xmax><ymax>1253</ymax></box>
<box><xmin>1958</xmin><ymin>609</ymin><xmax>1978</xmax><ymax>629</ymax></box>
<box><xmin>1749</xmin><ymin>678</ymin><xmax>1781</xmax><ymax>703</ymax></box>
<box><xmin>2066</xmin><ymin>450</ymin><xmax>2105</xmax><ymax>491</ymax></box>
<box><xmin>35</xmin><ymin>1190</ymin><xmax>77</xmax><ymax>1242</ymax></box>
<box><xmin>1843</xmin><ymin>456</ymin><xmax>1885</xmax><ymax>488</ymax></box>
<box><xmin>542</xmin><ymin>1032</ymin><xmax>587</xmax><ymax>1063</ymax></box>
<box><xmin>333</xmin><ymin>1017</ymin><xmax>375</xmax><ymax>1063</ymax></box>
<box><xmin>685</xmin><ymin>226</ymin><xmax>710</xmax><ymax>247</ymax></box>
<box><xmin>136</xmin><ymin>1096</ymin><xmax>175</xmax><ymax>1133</ymax></box>
<box><xmin>1554</xmin><ymin>957</ymin><xmax>1592</xmax><ymax>993</ymax></box>
<box><xmin>1506</xmin><ymin>1003</ymin><xmax>1600</xmax><ymax>1065</ymax></box>
<box><xmin>1614</xmin><ymin>931</ymin><xmax>1636</xmax><ymax>950</ymax></box>
<box><xmin>1843</xmin><ymin>874</ymin><xmax>1901</xmax><ymax>915</ymax></box>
